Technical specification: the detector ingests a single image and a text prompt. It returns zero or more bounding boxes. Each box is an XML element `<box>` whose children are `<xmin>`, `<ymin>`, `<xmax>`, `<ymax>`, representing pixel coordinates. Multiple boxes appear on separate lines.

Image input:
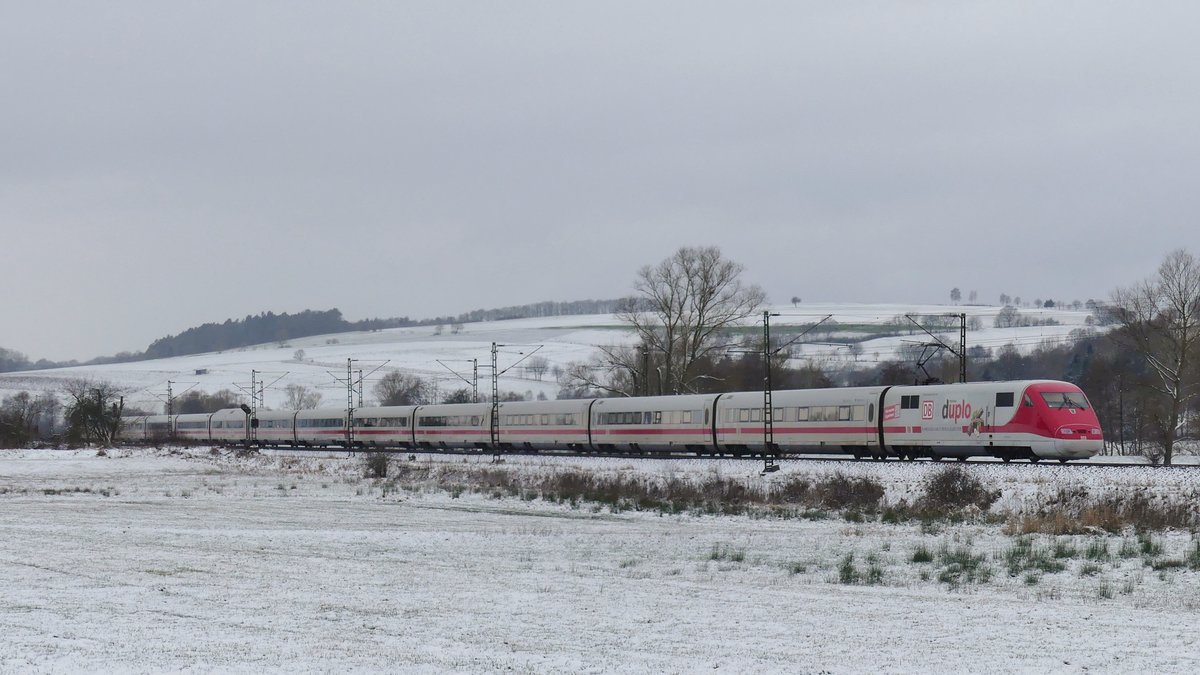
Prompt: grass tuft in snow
<box><xmin>1001</xmin><ymin>536</ymin><xmax>1066</xmax><ymax>577</ymax></box>
<box><xmin>936</xmin><ymin>545</ymin><xmax>991</xmax><ymax>588</ymax></box>
<box><xmin>364</xmin><ymin>453</ymin><xmax>389</xmax><ymax>478</ymax></box>
<box><xmin>838</xmin><ymin>554</ymin><xmax>859</xmax><ymax>584</ymax></box>
<box><xmin>708</xmin><ymin>543</ymin><xmax>746</xmax><ymax>563</ymax></box>
<box><xmin>911</xmin><ymin>544</ymin><xmax>934</xmax><ymax>564</ymax></box>
<box><xmin>786</xmin><ymin>561</ymin><xmax>808</xmax><ymax>575</ymax></box>
<box><xmin>1084</xmin><ymin>538</ymin><xmax>1109</xmax><ymax>561</ymax></box>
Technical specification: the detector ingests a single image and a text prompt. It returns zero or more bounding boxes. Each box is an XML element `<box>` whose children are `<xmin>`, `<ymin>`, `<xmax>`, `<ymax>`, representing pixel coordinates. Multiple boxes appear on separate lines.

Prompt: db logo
<box><xmin>921</xmin><ymin>400</ymin><xmax>934</xmax><ymax>420</ymax></box>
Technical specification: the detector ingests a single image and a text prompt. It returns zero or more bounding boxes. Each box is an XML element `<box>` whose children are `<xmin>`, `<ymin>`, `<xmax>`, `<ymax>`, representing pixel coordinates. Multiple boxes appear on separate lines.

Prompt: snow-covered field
<box><xmin>0</xmin><ymin>302</ymin><xmax>1099</xmax><ymax>413</ymax></box>
<box><xmin>3</xmin><ymin>448</ymin><xmax>1198</xmax><ymax>672</ymax></box>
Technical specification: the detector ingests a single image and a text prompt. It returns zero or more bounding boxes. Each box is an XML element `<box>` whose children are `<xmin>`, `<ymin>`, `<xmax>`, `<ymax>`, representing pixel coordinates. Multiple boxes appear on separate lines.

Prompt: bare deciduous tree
<box><xmin>283</xmin><ymin>384</ymin><xmax>323</xmax><ymax>410</ymax></box>
<box><xmin>525</xmin><ymin>355</ymin><xmax>550</xmax><ymax>381</ymax></box>
<box><xmin>611</xmin><ymin>246</ymin><xmax>765</xmax><ymax>394</ymax></box>
<box><xmin>62</xmin><ymin>379</ymin><xmax>125</xmax><ymax>445</ymax></box>
<box><xmin>175</xmin><ymin>389</ymin><xmax>239</xmax><ymax>414</ymax></box>
<box><xmin>373</xmin><ymin>371</ymin><xmax>430</xmax><ymax>406</ymax></box>
<box><xmin>0</xmin><ymin>391</ymin><xmax>58</xmax><ymax>447</ymax></box>
<box><xmin>1109</xmin><ymin>249</ymin><xmax>1200</xmax><ymax>464</ymax></box>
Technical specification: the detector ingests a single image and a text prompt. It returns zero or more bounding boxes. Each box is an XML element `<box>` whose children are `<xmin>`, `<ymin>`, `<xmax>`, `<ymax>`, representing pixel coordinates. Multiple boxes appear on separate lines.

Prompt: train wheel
<box><xmin>1001</xmin><ymin>456</ymin><xmax>1011</xmax><ymax>463</ymax></box>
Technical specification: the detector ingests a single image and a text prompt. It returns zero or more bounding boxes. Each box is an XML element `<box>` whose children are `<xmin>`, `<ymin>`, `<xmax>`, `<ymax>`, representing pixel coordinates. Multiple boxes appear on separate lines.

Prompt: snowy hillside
<box><xmin>0</xmin><ymin>303</ymin><xmax>1100</xmax><ymax>413</ymax></box>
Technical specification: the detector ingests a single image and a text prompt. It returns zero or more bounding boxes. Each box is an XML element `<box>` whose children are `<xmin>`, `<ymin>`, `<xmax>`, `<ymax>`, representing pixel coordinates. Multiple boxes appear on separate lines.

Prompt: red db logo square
<box><xmin>921</xmin><ymin>400</ymin><xmax>934</xmax><ymax>420</ymax></box>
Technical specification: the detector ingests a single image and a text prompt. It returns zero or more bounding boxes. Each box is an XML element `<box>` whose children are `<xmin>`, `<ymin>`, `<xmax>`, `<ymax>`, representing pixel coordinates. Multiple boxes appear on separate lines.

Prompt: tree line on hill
<box><xmin>0</xmin><ymin>299</ymin><xmax>654</xmax><ymax>373</ymax></box>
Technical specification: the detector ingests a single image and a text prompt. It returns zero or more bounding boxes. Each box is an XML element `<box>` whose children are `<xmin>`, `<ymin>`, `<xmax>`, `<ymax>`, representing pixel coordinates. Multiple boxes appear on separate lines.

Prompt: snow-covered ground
<box><xmin>2</xmin><ymin>448</ymin><xmax>1197</xmax><ymax>672</ymax></box>
<box><xmin>0</xmin><ymin>302</ymin><xmax>1100</xmax><ymax>413</ymax></box>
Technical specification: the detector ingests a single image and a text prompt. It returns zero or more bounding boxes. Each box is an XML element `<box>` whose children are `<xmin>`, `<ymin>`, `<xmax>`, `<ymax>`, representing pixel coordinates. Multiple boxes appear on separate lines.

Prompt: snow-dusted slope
<box><xmin>0</xmin><ymin>303</ymin><xmax>1100</xmax><ymax>412</ymax></box>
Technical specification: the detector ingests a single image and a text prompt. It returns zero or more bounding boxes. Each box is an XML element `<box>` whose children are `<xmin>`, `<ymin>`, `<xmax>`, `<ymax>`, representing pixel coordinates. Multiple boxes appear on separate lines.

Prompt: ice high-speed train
<box><xmin>123</xmin><ymin>380</ymin><xmax>1103</xmax><ymax>462</ymax></box>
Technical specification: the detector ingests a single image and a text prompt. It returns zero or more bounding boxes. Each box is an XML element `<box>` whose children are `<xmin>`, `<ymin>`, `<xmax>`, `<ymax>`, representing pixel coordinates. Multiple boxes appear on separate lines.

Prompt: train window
<box><xmin>472</xmin><ymin>416</ymin><xmax>481</xmax><ymax>426</ymax></box>
<box><xmin>852</xmin><ymin>405</ymin><xmax>865</xmax><ymax>421</ymax></box>
<box><xmin>796</xmin><ymin>407</ymin><xmax>809</xmax><ymax>422</ymax></box>
<box><xmin>1024</xmin><ymin>395</ymin><xmax>1034</xmax><ymax>407</ymax></box>
<box><xmin>996</xmin><ymin>392</ymin><xmax>1015</xmax><ymax>407</ymax></box>
<box><xmin>772</xmin><ymin>408</ymin><xmax>783</xmax><ymax>422</ymax></box>
<box><xmin>868</xmin><ymin>404</ymin><xmax>874</xmax><ymax>422</ymax></box>
<box><xmin>684</xmin><ymin>411</ymin><xmax>693</xmax><ymax>424</ymax></box>
<box><xmin>738</xmin><ymin>409</ymin><xmax>749</xmax><ymax>423</ymax></box>
<box><xmin>810</xmin><ymin>407</ymin><xmax>824</xmax><ymax>422</ymax></box>
<box><xmin>654</xmin><ymin>411</ymin><xmax>662</xmax><ymax>424</ymax></box>
<box><xmin>1041</xmin><ymin>392</ymin><xmax>1089</xmax><ymax>409</ymax></box>
<box><xmin>838</xmin><ymin>406</ymin><xmax>851</xmax><ymax>421</ymax></box>
<box><xmin>901</xmin><ymin>395</ymin><xmax>919</xmax><ymax>409</ymax></box>
<box><xmin>750</xmin><ymin>409</ymin><xmax>761</xmax><ymax>422</ymax></box>
<box><xmin>542</xmin><ymin>414</ymin><xmax>550</xmax><ymax>425</ymax></box>
<box><xmin>704</xmin><ymin>408</ymin><xmax>709</xmax><ymax>425</ymax></box>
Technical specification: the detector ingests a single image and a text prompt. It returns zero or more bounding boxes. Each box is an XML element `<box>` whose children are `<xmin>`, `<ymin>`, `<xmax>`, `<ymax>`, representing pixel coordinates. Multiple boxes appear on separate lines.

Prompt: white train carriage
<box><xmin>254</xmin><ymin>409</ymin><xmax>298</xmax><ymax>446</ymax></box>
<box><xmin>715</xmin><ymin>388</ymin><xmax>880</xmax><ymax>456</ymax></box>
<box><xmin>174</xmin><ymin>412</ymin><xmax>213</xmax><ymax>443</ymax></box>
<box><xmin>121</xmin><ymin>414</ymin><xmax>147</xmax><ymax>442</ymax></box>
<box><xmin>210</xmin><ymin>408</ymin><xmax>250</xmax><ymax>444</ymax></box>
<box><xmin>590</xmin><ymin>394</ymin><xmax>717</xmax><ymax>453</ymax></box>
<box><xmin>412</xmin><ymin>402</ymin><xmax>491</xmax><ymax>450</ymax></box>
<box><xmin>496</xmin><ymin>399</ymin><xmax>591</xmax><ymax>451</ymax></box>
<box><xmin>146</xmin><ymin>415</ymin><xmax>173</xmax><ymax>441</ymax></box>
<box><xmin>294</xmin><ymin>408</ymin><xmax>349</xmax><ymax>447</ymax></box>
<box><xmin>352</xmin><ymin>406</ymin><xmax>417</xmax><ymax>448</ymax></box>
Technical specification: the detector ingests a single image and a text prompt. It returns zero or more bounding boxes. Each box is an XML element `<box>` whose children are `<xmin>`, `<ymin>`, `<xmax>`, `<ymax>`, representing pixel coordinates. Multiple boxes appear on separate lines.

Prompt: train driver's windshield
<box><xmin>1040</xmin><ymin>392</ymin><xmax>1090</xmax><ymax>410</ymax></box>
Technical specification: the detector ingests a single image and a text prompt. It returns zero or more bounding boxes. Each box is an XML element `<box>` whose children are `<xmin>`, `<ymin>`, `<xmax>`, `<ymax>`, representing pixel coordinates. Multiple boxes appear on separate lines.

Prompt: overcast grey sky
<box><xmin>2</xmin><ymin>2</ymin><xmax>1197</xmax><ymax>361</ymax></box>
